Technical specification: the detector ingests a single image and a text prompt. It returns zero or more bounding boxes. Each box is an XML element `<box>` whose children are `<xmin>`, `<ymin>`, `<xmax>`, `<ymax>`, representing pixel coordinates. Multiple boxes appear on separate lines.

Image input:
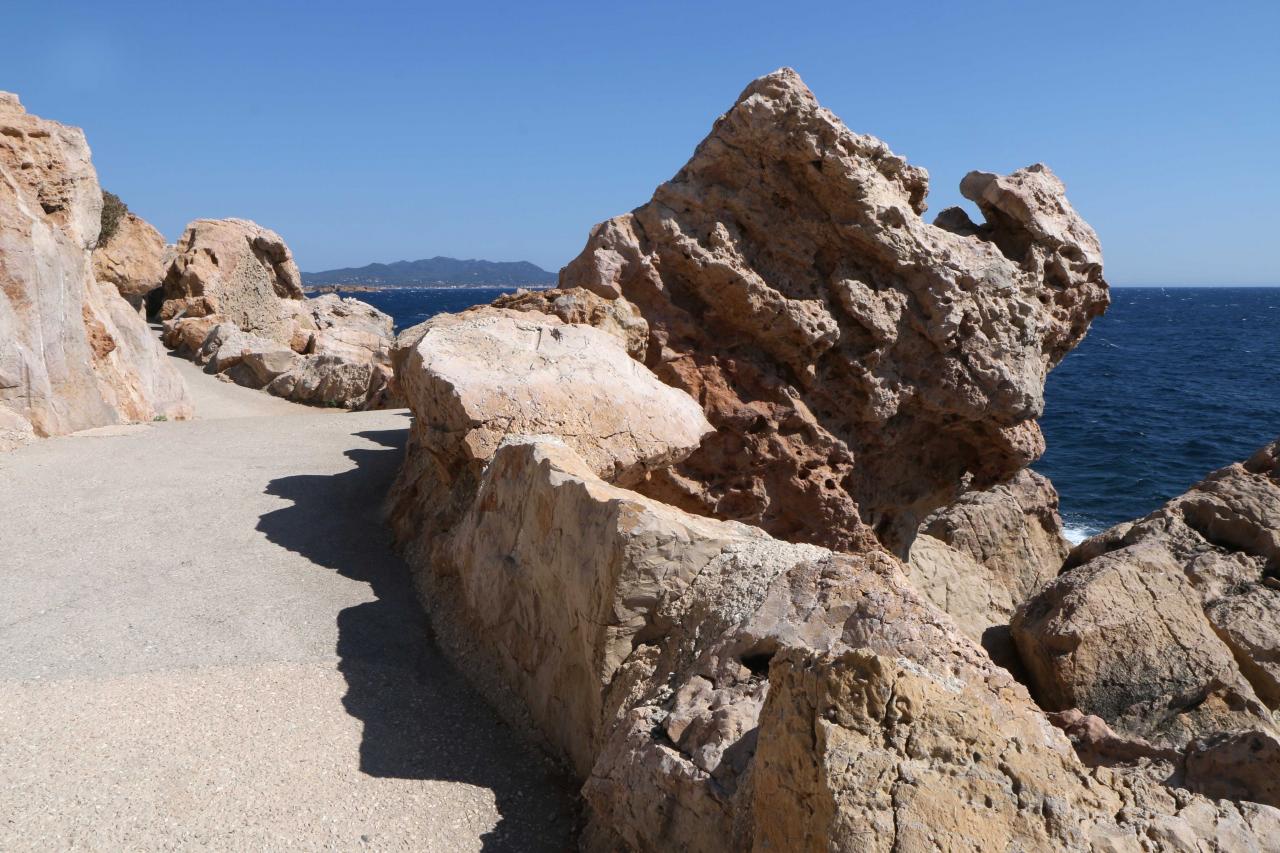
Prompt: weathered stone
<box><xmin>385</xmin><ymin>69</ymin><xmax>1277</xmax><ymax>851</ymax></box>
<box><xmin>558</xmin><ymin>68</ymin><xmax>1108</xmax><ymax>554</ymax></box>
<box><xmin>156</xmin><ymin>220</ymin><xmax>398</xmax><ymax>409</ymax></box>
<box><xmin>908</xmin><ymin>470</ymin><xmax>1069</xmax><ymax>666</ymax></box>
<box><xmin>399</xmin><ymin>430</ymin><xmax>1280</xmax><ymax>851</ymax></box>
<box><xmin>389</xmin><ymin>307</ymin><xmax>711</xmax><ymax>502</ymax></box>
<box><xmin>493</xmin><ymin>287</ymin><xmax>650</xmax><ymax>358</ymax></box>
<box><xmin>197</xmin><ymin>323</ymin><xmax>284</xmax><ymax>373</ymax></box>
<box><xmin>0</xmin><ymin>91</ymin><xmax>190</xmax><ymax>446</ymax></box>
<box><xmin>1206</xmin><ymin>586</ymin><xmax>1280</xmax><ymax>707</ymax></box>
<box><xmin>1183</xmin><ymin>730</ymin><xmax>1280</xmax><ymax>808</ymax></box>
<box><xmin>92</xmin><ymin>211</ymin><xmax>168</xmax><ymax>313</ymax></box>
<box><xmin>159</xmin><ymin>218</ymin><xmax>306</xmax><ymax>343</ymax></box>
<box><xmin>1013</xmin><ymin>541</ymin><xmax>1273</xmax><ymax>747</ymax></box>
<box><xmin>1013</xmin><ymin>440</ymin><xmax>1280</xmax><ymax>808</ymax></box>
<box><xmin>265</xmin><ymin>355</ymin><xmax>381</xmax><ymax>409</ymax></box>
<box><xmin>303</xmin><ymin>293</ymin><xmax>395</xmax><ymax>362</ymax></box>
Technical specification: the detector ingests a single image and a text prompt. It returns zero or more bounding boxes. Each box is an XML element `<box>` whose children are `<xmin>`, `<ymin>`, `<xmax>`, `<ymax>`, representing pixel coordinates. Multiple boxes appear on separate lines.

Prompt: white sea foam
<box><xmin>1061</xmin><ymin>524</ymin><xmax>1097</xmax><ymax>545</ymax></box>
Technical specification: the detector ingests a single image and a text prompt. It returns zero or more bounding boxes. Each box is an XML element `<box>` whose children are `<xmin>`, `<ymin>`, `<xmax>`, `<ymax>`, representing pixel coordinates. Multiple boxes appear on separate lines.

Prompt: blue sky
<box><xmin>3</xmin><ymin>1</ymin><xmax>1277</xmax><ymax>283</ymax></box>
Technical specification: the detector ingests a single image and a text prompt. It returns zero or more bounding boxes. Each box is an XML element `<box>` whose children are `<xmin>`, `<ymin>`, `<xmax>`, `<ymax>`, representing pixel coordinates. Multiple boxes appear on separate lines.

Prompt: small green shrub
<box><xmin>99</xmin><ymin>190</ymin><xmax>127</xmax><ymax>247</ymax></box>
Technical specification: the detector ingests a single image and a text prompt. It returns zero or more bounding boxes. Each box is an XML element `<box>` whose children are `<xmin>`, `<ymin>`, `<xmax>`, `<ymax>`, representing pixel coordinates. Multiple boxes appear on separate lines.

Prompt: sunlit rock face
<box><xmin>381</xmin><ymin>69</ymin><xmax>1280</xmax><ymax>851</ymax></box>
<box><xmin>157</xmin><ymin>218</ymin><xmax>398</xmax><ymax>409</ymax></box>
<box><xmin>560</xmin><ymin>68</ymin><xmax>1108</xmax><ymax>554</ymax></box>
<box><xmin>0</xmin><ymin>91</ymin><xmax>190</xmax><ymax>451</ymax></box>
<box><xmin>92</xmin><ymin>211</ymin><xmax>170</xmax><ymax>314</ymax></box>
<box><xmin>1013</xmin><ymin>438</ymin><xmax>1280</xmax><ymax>809</ymax></box>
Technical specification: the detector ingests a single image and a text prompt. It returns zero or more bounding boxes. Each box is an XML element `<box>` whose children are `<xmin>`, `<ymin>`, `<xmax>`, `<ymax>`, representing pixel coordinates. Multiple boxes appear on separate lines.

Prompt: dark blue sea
<box><xmin>1037</xmin><ymin>287</ymin><xmax>1280</xmax><ymax>541</ymax></box>
<box><xmin>334</xmin><ymin>286</ymin><xmax>531</xmax><ymax>331</ymax></box>
<box><xmin>349</xmin><ymin>285</ymin><xmax>1280</xmax><ymax>544</ymax></box>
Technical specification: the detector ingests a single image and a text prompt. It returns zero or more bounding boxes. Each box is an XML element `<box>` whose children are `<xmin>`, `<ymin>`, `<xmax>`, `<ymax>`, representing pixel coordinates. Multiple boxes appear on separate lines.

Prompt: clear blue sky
<box><xmin>3</xmin><ymin>1</ymin><xmax>1277</xmax><ymax>284</ymax></box>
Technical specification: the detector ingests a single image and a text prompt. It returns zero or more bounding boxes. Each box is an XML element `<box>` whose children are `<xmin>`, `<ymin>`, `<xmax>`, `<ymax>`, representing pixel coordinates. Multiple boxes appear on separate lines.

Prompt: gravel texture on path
<box><xmin>0</xmin><ymin>358</ymin><xmax>575</xmax><ymax>851</ymax></box>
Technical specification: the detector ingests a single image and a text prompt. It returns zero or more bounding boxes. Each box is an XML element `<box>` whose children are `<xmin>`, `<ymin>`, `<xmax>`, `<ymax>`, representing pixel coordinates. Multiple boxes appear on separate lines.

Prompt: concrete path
<box><xmin>0</xmin><ymin>355</ymin><xmax>575</xmax><ymax>851</ymax></box>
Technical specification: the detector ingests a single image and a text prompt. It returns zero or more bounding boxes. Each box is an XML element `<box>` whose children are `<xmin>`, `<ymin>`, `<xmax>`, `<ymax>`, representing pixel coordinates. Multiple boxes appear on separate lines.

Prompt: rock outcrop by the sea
<box><xmin>1014</xmin><ymin>438</ymin><xmax>1280</xmax><ymax>806</ymax></box>
<box><xmin>91</xmin><ymin>210</ymin><xmax>169</xmax><ymax>314</ymax></box>
<box><xmin>0</xmin><ymin>92</ymin><xmax>190</xmax><ymax>450</ymax></box>
<box><xmin>158</xmin><ymin>219</ymin><xmax>396</xmax><ymax>409</ymax></box>
<box><xmin>558</xmin><ymin>67</ymin><xmax>1109</xmax><ymax>555</ymax></box>
<box><xmin>384</xmin><ymin>69</ymin><xmax>1280</xmax><ymax>851</ymax></box>
<box><xmin>388</xmin><ymin>301</ymin><xmax>1280</xmax><ymax>850</ymax></box>
<box><xmin>908</xmin><ymin>469</ymin><xmax>1069</xmax><ymax>666</ymax></box>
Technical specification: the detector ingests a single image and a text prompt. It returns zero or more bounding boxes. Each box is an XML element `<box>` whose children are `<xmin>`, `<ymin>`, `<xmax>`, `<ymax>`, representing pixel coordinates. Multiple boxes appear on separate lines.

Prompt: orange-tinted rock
<box><xmin>559</xmin><ymin>68</ymin><xmax>1108</xmax><ymax>553</ymax></box>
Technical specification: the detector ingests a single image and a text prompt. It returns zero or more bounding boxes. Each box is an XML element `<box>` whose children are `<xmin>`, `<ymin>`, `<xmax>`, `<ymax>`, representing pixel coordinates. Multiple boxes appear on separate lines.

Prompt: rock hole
<box><xmin>741</xmin><ymin>648</ymin><xmax>777</xmax><ymax>678</ymax></box>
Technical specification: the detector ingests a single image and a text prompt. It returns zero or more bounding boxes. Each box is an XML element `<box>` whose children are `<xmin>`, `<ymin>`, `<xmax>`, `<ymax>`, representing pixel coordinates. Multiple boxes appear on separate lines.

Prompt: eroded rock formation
<box><xmin>1014</xmin><ymin>438</ymin><xmax>1280</xmax><ymax>807</ymax></box>
<box><xmin>92</xmin><ymin>210</ymin><xmax>169</xmax><ymax>314</ymax></box>
<box><xmin>158</xmin><ymin>219</ymin><xmax>397</xmax><ymax>409</ymax></box>
<box><xmin>558</xmin><ymin>68</ymin><xmax>1109</xmax><ymax>554</ymax></box>
<box><xmin>385</xmin><ymin>69</ymin><xmax>1279</xmax><ymax>850</ymax></box>
<box><xmin>908</xmin><ymin>469</ymin><xmax>1069</xmax><ymax>667</ymax></box>
<box><xmin>388</xmin><ymin>301</ymin><xmax>1280</xmax><ymax>850</ymax></box>
<box><xmin>0</xmin><ymin>92</ymin><xmax>190</xmax><ymax>451</ymax></box>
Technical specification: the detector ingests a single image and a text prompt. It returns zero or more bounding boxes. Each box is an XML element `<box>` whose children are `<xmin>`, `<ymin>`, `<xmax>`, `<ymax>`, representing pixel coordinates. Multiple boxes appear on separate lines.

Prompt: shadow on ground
<box><xmin>256</xmin><ymin>418</ymin><xmax>576</xmax><ymax>851</ymax></box>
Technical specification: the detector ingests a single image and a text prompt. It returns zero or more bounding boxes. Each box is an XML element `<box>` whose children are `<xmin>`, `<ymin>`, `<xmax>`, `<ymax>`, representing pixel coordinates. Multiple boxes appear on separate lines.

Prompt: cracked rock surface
<box><xmin>385</xmin><ymin>69</ymin><xmax>1279</xmax><ymax>850</ymax></box>
<box><xmin>1015</xmin><ymin>438</ymin><xmax>1280</xmax><ymax>808</ymax></box>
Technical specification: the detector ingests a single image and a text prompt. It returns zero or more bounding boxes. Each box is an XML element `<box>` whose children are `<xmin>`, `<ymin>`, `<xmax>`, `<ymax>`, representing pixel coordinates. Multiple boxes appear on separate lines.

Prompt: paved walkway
<box><xmin>0</xmin><ymin>354</ymin><xmax>575</xmax><ymax>851</ymax></box>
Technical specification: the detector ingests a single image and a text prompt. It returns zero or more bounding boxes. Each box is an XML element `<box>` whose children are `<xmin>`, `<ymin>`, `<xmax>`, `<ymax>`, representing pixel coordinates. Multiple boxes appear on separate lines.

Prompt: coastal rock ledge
<box><xmin>0</xmin><ymin>91</ymin><xmax>190</xmax><ymax>451</ymax></box>
<box><xmin>387</xmin><ymin>69</ymin><xmax>1280</xmax><ymax>850</ymax></box>
<box><xmin>1014</xmin><ymin>438</ymin><xmax>1280</xmax><ymax>810</ymax></box>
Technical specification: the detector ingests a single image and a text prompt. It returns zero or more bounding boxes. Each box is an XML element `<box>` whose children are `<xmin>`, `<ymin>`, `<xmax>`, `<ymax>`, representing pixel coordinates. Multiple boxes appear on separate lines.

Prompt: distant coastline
<box><xmin>303</xmin><ymin>282</ymin><xmax>555</xmax><ymax>294</ymax></box>
<box><xmin>302</xmin><ymin>256</ymin><xmax>557</xmax><ymax>290</ymax></box>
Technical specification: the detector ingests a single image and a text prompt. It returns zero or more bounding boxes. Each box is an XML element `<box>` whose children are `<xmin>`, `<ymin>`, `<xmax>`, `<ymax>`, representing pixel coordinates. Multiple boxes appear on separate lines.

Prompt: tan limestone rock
<box><xmin>0</xmin><ymin>91</ymin><xmax>190</xmax><ymax>445</ymax></box>
<box><xmin>558</xmin><ymin>68</ymin><xmax>1108</xmax><ymax>554</ymax></box>
<box><xmin>92</xmin><ymin>211</ymin><xmax>168</xmax><ymax>313</ymax></box>
<box><xmin>391</xmin><ymin>307</ymin><xmax>711</xmax><ymax>495</ymax></box>
<box><xmin>908</xmin><ymin>469</ymin><xmax>1069</xmax><ymax>665</ymax></box>
<box><xmin>156</xmin><ymin>220</ymin><xmax>397</xmax><ymax>409</ymax></box>
<box><xmin>1013</xmin><ymin>439</ymin><xmax>1280</xmax><ymax>808</ymax></box>
<box><xmin>493</xmin><ymin>286</ymin><xmax>650</xmax><ymax>359</ymax></box>
<box><xmin>159</xmin><ymin>218</ymin><xmax>305</xmax><ymax>343</ymax></box>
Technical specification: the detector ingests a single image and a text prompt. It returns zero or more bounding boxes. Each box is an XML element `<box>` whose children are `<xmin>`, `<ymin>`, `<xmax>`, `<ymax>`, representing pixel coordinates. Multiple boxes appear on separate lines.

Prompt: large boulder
<box><xmin>558</xmin><ymin>68</ymin><xmax>1108</xmax><ymax>554</ymax></box>
<box><xmin>383</xmin><ymin>69</ymin><xmax>1280</xmax><ymax>850</ymax></box>
<box><xmin>158</xmin><ymin>219</ymin><xmax>397</xmax><ymax>409</ymax></box>
<box><xmin>91</xmin><ymin>210</ymin><xmax>169</xmax><ymax>314</ymax></box>
<box><xmin>388</xmin><ymin>312</ymin><xmax>1280</xmax><ymax>850</ymax></box>
<box><xmin>753</xmin><ymin>648</ymin><xmax>1280</xmax><ymax>852</ymax></box>
<box><xmin>492</xmin><ymin>286</ymin><xmax>650</xmax><ymax>358</ymax></box>
<box><xmin>1014</xmin><ymin>439</ymin><xmax>1280</xmax><ymax>805</ymax></box>
<box><xmin>0</xmin><ymin>91</ymin><xmax>190</xmax><ymax>450</ymax></box>
<box><xmin>908</xmin><ymin>469</ymin><xmax>1069</xmax><ymax>666</ymax></box>
<box><xmin>387</xmin><ymin>305</ymin><xmax>713</xmax><ymax>555</ymax></box>
<box><xmin>159</xmin><ymin>218</ymin><xmax>305</xmax><ymax>342</ymax></box>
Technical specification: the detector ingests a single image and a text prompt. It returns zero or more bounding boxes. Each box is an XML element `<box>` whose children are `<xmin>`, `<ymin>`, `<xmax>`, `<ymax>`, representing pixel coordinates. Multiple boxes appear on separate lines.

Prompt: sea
<box><xmin>342</xmin><ymin>285</ymin><xmax>1280</xmax><ymax>545</ymax></box>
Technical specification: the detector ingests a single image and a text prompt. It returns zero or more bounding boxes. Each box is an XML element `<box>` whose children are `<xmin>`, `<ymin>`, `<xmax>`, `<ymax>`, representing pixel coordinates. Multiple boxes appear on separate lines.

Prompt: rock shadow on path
<box><xmin>255</xmin><ymin>418</ymin><xmax>576</xmax><ymax>851</ymax></box>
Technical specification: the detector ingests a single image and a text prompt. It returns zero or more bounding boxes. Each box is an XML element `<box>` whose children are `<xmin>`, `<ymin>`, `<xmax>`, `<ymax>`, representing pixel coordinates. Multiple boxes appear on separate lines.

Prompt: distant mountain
<box><xmin>302</xmin><ymin>256</ymin><xmax>556</xmax><ymax>288</ymax></box>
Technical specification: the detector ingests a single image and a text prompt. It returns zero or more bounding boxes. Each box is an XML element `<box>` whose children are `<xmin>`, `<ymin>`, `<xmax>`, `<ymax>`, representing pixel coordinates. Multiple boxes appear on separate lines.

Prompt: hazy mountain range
<box><xmin>302</xmin><ymin>256</ymin><xmax>556</xmax><ymax>288</ymax></box>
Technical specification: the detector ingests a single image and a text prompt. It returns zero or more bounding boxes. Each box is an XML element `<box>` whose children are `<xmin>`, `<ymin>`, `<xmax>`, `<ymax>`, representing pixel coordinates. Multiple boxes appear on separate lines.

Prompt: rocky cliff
<box><xmin>386</xmin><ymin>70</ymin><xmax>1279</xmax><ymax>850</ymax></box>
<box><xmin>0</xmin><ymin>92</ymin><xmax>190</xmax><ymax>451</ymax></box>
<box><xmin>559</xmin><ymin>68</ymin><xmax>1108</xmax><ymax>555</ymax></box>
<box><xmin>159</xmin><ymin>219</ymin><xmax>398</xmax><ymax>409</ymax></box>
